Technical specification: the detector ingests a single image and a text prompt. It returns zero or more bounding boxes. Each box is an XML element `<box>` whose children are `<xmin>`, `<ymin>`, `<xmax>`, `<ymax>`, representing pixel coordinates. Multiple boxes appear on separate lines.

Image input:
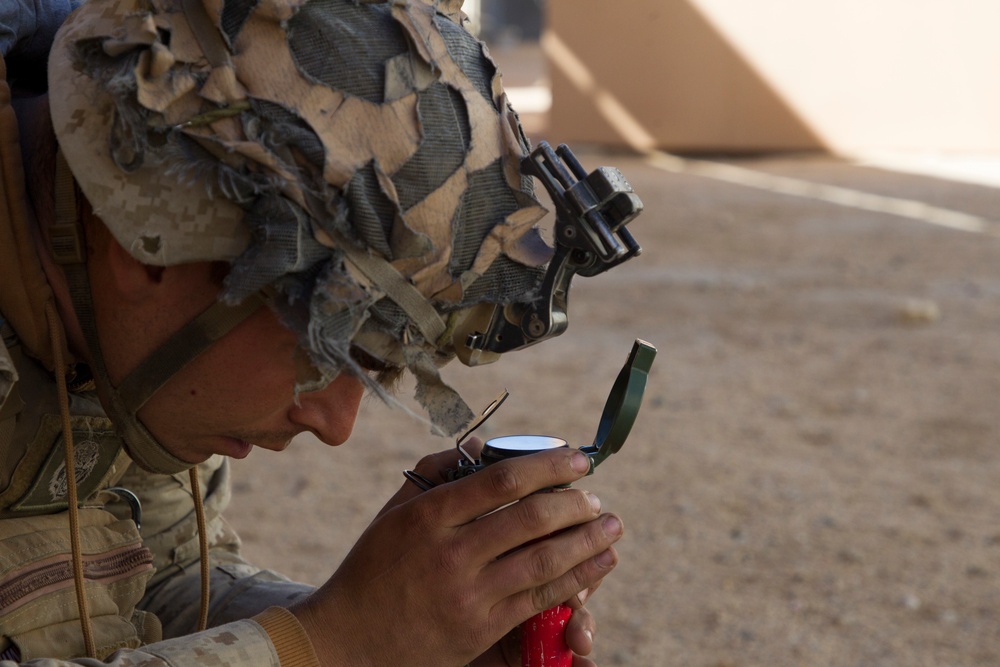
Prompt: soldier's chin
<box><xmin>217</xmin><ymin>437</ymin><xmax>254</xmax><ymax>459</ymax></box>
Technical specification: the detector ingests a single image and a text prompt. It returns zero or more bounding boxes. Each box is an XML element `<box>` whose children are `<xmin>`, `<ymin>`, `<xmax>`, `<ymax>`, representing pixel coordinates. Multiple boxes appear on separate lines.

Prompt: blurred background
<box><xmin>482</xmin><ymin>0</ymin><xmax>1000</xmax><ymax>153</ymax></box>
<box><xmin>228</xmin><ymin>3</ymin><xmax>1000</xmax><ymax>665</ymax></box>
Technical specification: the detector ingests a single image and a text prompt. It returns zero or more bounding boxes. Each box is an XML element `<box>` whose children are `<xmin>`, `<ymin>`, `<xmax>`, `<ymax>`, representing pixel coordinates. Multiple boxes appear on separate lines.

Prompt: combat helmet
<box><xmin>46</xmin><ymin>0</ymin><xmax>564</xmax><ymax>471</ymax></box>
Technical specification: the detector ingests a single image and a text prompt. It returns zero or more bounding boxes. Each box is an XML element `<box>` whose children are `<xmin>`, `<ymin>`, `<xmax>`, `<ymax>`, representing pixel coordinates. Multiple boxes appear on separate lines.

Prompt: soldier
<box><xmin>0</xmin><ymin>0</ymin><xmax>626</xmax><ymax>665</ymax></box>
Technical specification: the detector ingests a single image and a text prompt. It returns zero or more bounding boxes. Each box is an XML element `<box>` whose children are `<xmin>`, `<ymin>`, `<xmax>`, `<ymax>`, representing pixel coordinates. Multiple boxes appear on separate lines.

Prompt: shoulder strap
<box><xmin>0</xmin><ymin>319</ymin><xmax>24</xmax><ymax>450</ymax></box>
<box><xmin>0</xmin><ymin>56</ymin><xmax>69</xmax><ymax>373</ymax></box>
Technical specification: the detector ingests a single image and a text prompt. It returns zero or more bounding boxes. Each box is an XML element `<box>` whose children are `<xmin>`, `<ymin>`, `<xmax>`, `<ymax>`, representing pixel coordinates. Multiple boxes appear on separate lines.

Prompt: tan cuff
<box><xmin>254</xmin><ymin>607</ymin><xmax>322</xmax><ymax>667</ymax></box>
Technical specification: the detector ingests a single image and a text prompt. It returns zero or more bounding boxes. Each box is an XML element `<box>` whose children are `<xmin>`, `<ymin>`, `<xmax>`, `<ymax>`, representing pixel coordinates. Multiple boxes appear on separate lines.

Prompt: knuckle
<box><xmin>408</xmin><ymin>496</ymin><xmax>443</xmax><ymax>531</ymax></box>
<box><xmin>516</xmin><ymin>497</ymin><xmax>552</xmax><ymax>533</ymax></box>
<box><xmin>571</xmin><ymin>489</ymin><xmax>595</xmax><ymax>516</ymax></box>
<box><xmin>528</xmin><ymin>544</ymin><xmax>562</xmax><ymax>582</ymax></box>
<box><xmin>415</xmin><ymin>452</ymin><xmax>438</xmax><ymax>469</ymax></box>
<box><xmin>567</xmin><ymin>558</ymin><xmax>599</xmax><ymax>593</ymax></box>
<box><xmin>487</xmin><ymin>464</ymin><xmax>522</xmax><ymax>498</ymax></box>
<box><xmin>450</xmin><ymin>586</ymin><xmax>479</xmax><ymax>619</ymax></box>
<box><xmin>547</xmin><ymin>452</ymin><xmax>568</xmax><ymax>480</ymax></box>
<box><xmin>530</xmin><ymin>581</ymin><xmax>558</xmax><ymax>613</ymax></box>
<box><xmin>583</xmin><ymin>521</ymin><xmax>608</xmax><ymax>554</ymax></box>
<box><xmin>433</xmin><ymin>538</ymin><xmax>468</xmax><ymax>577</ymax></box>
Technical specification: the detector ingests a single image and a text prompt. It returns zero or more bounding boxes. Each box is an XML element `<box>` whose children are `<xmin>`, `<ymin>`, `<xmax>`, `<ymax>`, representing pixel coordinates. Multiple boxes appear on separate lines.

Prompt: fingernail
<box><xmin>571</xmin><ymin>452</ymin><xmax>591</xmax><ymax>474</ymax></box>
<box><xmin>588</xmin><ymin>492</ymin><xmax>602</xmax><ymax>513</ymax></box>
<box><xmin>577</xmin><ymin>589</ymin><xmax>590</xmax><ymax>605</ymax></box>
<box><xmin>584</xmin><ymin>629</ymin><xmax>594</xmax><ymax>645</ymax></box>
<box><xmin>596</xmin><ymin>548</ymin><xmax>616</xmax><ymax>568</ymax></box>
<box><xmin>603</xmin><ymin>515</ymin><xmax>623</xmax><ymax>537</ymax></box>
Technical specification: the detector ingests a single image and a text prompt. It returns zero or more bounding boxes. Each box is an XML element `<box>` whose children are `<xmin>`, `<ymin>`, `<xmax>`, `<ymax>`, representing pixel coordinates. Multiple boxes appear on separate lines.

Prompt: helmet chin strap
<box><xmin>52</xmin><ymin>151</ymin><xmax>269</xmax><ymax>475</ymax></box>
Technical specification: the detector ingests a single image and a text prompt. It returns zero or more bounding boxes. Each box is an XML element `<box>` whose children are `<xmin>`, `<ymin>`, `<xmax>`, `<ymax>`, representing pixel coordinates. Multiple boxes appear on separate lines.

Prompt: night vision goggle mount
<box><xmin>455</xmin><ymin>143</ymin><xmax>644</xmax><ymax>366</ymax></box>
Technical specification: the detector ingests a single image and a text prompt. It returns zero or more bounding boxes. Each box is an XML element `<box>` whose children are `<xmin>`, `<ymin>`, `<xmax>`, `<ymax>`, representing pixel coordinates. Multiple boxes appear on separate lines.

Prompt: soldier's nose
<box><xmin>287</xmin><ymin>373</ymin><xmax>365</xmax><ymax>446</ymax></box>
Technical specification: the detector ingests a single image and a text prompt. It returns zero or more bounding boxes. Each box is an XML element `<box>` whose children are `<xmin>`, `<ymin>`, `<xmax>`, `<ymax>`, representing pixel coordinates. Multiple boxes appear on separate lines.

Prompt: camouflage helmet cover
<box><xmin>49</xmin><ymin>0</ymin><xmax>553</xmax><ymax>434</ymax></box>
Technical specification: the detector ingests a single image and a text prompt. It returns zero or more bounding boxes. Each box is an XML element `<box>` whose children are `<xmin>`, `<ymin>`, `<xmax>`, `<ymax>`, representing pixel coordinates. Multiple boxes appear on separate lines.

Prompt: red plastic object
<box><xmin>521</xmin><ymin>603</ymin><xmax>573</xmax><ymax>666</ymax></box>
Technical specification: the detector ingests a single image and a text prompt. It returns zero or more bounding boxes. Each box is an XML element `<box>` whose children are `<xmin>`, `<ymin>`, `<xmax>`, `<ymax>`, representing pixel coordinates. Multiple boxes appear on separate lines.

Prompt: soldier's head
<box><xmin>42</xmin><ymin>0</ymin><xmax>556</xmax><ymax>472</ymax></box>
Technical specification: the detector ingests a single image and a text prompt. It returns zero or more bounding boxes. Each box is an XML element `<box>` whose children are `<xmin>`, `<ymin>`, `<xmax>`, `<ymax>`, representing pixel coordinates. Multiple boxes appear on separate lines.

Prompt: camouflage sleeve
<box><xmin>1</xmin><ymin>617</ymin><xmax>285</xmax><ymax>667</ymax></box>
<box><xmin>103</xmin><ymin>456</ymin><xmax>314</xmax><ymax>635</ymax></box>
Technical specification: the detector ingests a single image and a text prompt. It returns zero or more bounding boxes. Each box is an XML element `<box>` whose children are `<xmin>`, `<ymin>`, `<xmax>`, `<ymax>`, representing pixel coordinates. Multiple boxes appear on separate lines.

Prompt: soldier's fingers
<box><xmin>465</xmin><ymin>488</ymin><xmax>602</xmax><ymax>562</ymax></box>
<box><xmin>484</xmin><ymin>515</ymin><xmax>623</xmax><ymax>613</ymax></box>
<box><xmin>566</xmin><ymin>578</ymin><xmax>603</xmax><ymax>611</ymax></box>
<box><xmin>564</xmin><ymin>605</ymin><xmax>596</xmax><ymax>657</ymax></box>
<box><xmin>487</xmin><ymin>546</ymin><xmax>619</xmax><ymax>662</ymax></box>
<box><xmin>438</xmin><ymin>449</ymin><xmax>593</xmax><ymax>527</ymax></box>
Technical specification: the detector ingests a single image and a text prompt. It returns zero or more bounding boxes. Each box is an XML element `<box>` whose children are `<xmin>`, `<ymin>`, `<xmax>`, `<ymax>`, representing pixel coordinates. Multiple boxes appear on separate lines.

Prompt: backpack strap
<box><xmin>0</xmin><ymin>55</ymin><xmax>69</xmax><ymax>374</ymax></box>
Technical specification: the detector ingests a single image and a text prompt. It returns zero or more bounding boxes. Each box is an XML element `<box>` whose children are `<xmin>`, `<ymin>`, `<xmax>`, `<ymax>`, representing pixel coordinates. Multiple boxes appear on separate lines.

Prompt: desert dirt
<box><xmin>226</xmin><ymin>50</ymin><xmax>1000</xmax><ymax>667</ymax></box>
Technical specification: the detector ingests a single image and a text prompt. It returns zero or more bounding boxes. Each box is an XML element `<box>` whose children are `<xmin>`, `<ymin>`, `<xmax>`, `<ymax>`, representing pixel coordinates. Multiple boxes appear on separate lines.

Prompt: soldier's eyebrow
<box><xmin>349</xmin><ymin>345</ymin><xmax>393</xmax><ymax>373</ymax></box>
<box><xmin>349</xmin><ymin>345</ymin><xmax>403</xmax><ymax>390</ymax></box>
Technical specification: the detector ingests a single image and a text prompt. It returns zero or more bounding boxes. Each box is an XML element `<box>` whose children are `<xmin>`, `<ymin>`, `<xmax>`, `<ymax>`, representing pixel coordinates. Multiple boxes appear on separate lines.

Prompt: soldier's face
<box><xmin>88</xmin><ymin>244</ymin><xmax>365</xmax><ymax>464</ymax></box>
<box><xmin>134</xmin><ymin>300</ymin><xmax>366</xmax><ymax>464</ymax></box>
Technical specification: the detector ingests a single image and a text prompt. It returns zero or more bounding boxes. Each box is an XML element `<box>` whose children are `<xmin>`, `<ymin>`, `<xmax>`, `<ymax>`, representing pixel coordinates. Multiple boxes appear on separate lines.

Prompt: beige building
<box><xmin>545</xmin><ymin>0</ymin><xmax>1000</xmax><ymax>154</ymax></box>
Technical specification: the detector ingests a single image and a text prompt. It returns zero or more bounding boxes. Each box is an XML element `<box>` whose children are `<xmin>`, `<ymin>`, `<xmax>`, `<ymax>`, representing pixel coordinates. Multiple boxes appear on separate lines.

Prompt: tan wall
<box><xmin>545</xmin><ymin>0</ymin><xmax>1000</xmax><ymax>154</ymax></box>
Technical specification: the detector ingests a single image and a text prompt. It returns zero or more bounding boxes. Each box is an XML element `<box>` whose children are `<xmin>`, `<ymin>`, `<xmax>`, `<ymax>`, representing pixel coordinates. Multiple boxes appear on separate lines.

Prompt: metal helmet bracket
<box><xmin>453</xmin><ymin>142</ymin><xmax>644</xmax><ymax>366</ymax></box>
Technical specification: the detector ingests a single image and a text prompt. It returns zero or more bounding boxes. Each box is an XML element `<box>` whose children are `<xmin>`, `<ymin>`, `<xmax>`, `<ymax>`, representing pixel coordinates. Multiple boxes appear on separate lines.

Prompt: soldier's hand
<box><xmin>385</xmin><ymin>441</ymin><xmax>607</xmax><ymax>666</ymax></box>
<box><xmin>290</xmin><ymin>441</ymin><xmax>623</xmax><ymax>666</ymax></box>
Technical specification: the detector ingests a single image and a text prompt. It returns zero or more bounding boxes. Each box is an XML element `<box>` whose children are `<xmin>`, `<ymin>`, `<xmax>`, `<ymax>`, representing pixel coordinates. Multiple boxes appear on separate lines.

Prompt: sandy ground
<box><xmin>225</xmin><ymin>48</ymin><xmax>1000</xmax><ymax>667</ymax></box>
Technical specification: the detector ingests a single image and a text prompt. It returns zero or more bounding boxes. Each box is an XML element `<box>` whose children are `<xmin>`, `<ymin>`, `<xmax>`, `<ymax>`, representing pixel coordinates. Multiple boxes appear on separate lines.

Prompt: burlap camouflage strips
<box><xmin>48</xmin><ymin>0</ymin><xmax>553</xmax><ymax>435</ymax></box>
